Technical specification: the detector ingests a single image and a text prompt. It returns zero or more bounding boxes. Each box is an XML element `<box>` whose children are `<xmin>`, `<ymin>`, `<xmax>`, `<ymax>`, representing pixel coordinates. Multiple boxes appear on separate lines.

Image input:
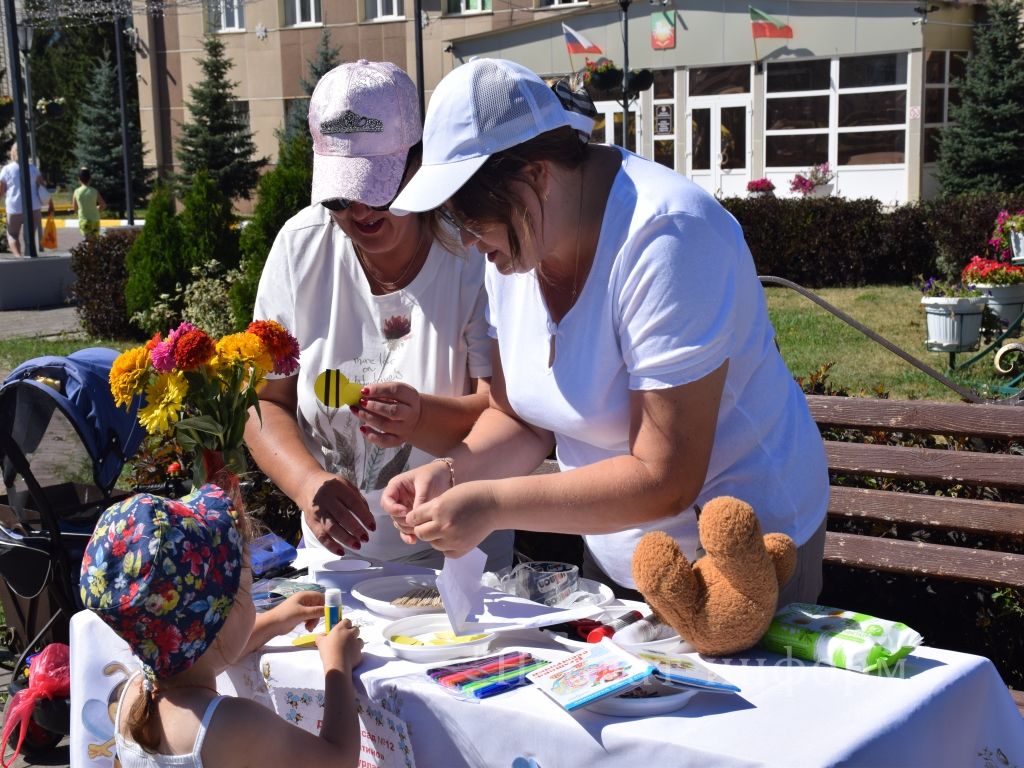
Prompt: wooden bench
<box><xmin>807</xmin><ymin>394</ymin><xmax>1024</xmax><ymax>714</ymax></box>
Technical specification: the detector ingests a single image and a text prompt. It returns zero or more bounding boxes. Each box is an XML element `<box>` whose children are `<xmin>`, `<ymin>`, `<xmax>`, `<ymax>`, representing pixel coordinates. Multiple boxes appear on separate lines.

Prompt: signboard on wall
<box><xmin>651</xmin><ymin>10</ymin><xmax>676</xmax><ymax>50</ymax></box>
<box><xmin>655</xmin><ymin>104</ymin><xmax>674</xmax><ymax>136</ymax></box>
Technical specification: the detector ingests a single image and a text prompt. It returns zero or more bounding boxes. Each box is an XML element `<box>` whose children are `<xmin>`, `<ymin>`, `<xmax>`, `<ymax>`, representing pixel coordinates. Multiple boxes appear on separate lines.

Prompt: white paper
<box><xmin>436</xmin><ymin>547</ymin><xmax>486</xmax><ymax>634</ymax></box>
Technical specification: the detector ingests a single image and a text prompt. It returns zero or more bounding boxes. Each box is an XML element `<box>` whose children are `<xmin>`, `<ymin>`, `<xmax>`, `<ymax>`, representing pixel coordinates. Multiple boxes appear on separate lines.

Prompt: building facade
<box><xmin>132</xmin><ymin>0</ymin><xmax>982</xmax><ymax>205</ymax></box>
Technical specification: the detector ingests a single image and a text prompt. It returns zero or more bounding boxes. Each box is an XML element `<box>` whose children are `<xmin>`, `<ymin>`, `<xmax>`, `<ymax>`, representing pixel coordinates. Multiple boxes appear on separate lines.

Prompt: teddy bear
<box><xmin>631</xmin><ymin>496</ymin><xmax>797</xmax><ymax>656</ymax></box>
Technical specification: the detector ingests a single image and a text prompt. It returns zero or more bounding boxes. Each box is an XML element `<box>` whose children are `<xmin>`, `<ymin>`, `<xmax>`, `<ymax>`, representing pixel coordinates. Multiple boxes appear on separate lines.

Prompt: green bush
<box><xmin>69</xmin><ymin>228</ymin><xmax>141</xmax><ymax>339</ymax></box>
<box><xmin>124</xmin><ymin>184</ymin><xmax>184</xmax><ymax>333</ymax></box>
<box><xmin>179</xmin><ymin>169</ymin><xmax>241</xmax><ymax>273</ymax></box>
<box><xmin>920</xmin><ymin>193</ymin><xmax>1024</xmax><ymax>279</ymax></box>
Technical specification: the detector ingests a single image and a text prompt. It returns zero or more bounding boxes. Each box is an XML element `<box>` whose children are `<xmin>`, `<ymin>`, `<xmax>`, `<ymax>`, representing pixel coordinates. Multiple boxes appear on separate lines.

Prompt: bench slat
<box><xmin>824</xmin><ymin>441</ymin><xmax>1024</xmax><ymax>491</ymax></box>
<box><xmin>824</xmin><ymin>532</ymin><xmax>1024</xmax><ymax>588</ymax></box>
<box><xmin>807</xmin><ymin>395</ymin><xmax>1024</xmax><ymax>439</ymax></box>
<box><xmin>828</xmin><ymin>486</ymin><xmax>1024</xmax><ymax>537</ymax></box>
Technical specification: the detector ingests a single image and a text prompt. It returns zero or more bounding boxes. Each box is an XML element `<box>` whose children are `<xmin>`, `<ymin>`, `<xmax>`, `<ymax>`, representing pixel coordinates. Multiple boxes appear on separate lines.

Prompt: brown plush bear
<box><xmin>632</xmin><ymin>496</ymin><xmax>797</xmax><ymax>656</ymax></box>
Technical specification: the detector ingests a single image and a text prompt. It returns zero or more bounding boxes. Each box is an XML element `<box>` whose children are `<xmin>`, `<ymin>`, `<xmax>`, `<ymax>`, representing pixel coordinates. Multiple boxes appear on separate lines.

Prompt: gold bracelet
<box><xmin>433</xmin><ymin>457</ymin><xmax>455</xmax><ymax>488</ymax></box>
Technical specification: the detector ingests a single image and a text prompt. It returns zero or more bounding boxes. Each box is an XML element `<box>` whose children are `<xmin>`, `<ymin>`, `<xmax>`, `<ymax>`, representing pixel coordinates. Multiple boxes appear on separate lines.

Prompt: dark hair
<box><xmin>449</xmin><ymin>126</ymin><xmax>585</xmax><ymax>265</ymax></box>
<box><xmin>78</xmin><ymin>167</ymin><xmax>92</xmax><ymax>184</ymax></box>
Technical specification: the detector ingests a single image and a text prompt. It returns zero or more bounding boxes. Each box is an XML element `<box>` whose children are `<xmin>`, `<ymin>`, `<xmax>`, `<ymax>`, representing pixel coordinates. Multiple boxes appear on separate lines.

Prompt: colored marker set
<box><xmin>427</xmin><ymin>651</ymin><xmax>550</xmax><ymax>700</ymax></box>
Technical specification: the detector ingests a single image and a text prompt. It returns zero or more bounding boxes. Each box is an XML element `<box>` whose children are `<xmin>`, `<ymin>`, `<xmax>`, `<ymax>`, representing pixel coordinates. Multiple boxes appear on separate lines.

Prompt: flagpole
<box><xmin>753</xmin><ymin>36</ymin><xmax>760</xmax><ymax>69</ymax></box>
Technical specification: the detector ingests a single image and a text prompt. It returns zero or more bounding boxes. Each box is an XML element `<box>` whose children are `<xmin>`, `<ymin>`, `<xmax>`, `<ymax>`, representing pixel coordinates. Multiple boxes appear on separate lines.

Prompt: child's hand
<box><xmin>317</xmin><ymin>619</ymin><xmax>363</xmax><ymax>674</ymax></box>
<box><xmin>265</xmin><ymin>590</ymin><xmax>325</xmax><ymax>634</ymax></box>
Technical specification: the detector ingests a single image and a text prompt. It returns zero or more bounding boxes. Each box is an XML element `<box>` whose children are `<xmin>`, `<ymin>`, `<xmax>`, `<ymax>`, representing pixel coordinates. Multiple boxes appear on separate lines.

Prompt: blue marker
<box><xmin>324</xmin><ymin>588</ymin><xmax>342</xmax><ymax>632</ymax></box>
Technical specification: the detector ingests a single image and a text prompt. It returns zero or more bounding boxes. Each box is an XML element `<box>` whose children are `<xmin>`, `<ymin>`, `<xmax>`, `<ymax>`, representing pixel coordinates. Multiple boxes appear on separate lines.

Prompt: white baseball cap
<box><xmin>390</xmin><ymin>58</ymin><xmax>574</xmax><ymax>214</ymax></box>
<box><xmin>308</xmin><ymin>60</ymin><xmax>422</xmax><ymax>208</ymax></box>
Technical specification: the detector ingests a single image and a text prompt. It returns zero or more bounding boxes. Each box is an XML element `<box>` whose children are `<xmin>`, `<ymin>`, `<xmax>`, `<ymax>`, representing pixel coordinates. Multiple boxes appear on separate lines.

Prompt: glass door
<box><xmin>592</xmin><ymin>100</ymin><xmax>641</xmax><ymax>153</ymax></box>
<box><xmin>687</xmin><ymin>95</ymin><xmax>751</xmax><ymax>196</ymax></box>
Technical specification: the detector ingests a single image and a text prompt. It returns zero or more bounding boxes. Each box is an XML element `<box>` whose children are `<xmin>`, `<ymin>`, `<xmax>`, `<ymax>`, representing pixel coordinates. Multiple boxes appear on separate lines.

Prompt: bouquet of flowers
<box><xmin>961</xmin><ymin>255</ymin><xmax>1024</xmax><ymax>286</ymax></box>
<box><xmin>989</xmin><ymin>209</ymin><xmax>1024</xmax><ymax>262</ymax></box>
<box><xmin>789</xmin><ymin>163</ymin><xmax>835</xmax><ymax>196</ymax></box>
<box><xmin>109</xmin><ymin>320</ymin><xmax>299</xmax><ymax>487</ymax></box>
<box><xmin>746</xmin><ymin>178</ymin><xmax>775</xmax><ymax>194</ymax></box>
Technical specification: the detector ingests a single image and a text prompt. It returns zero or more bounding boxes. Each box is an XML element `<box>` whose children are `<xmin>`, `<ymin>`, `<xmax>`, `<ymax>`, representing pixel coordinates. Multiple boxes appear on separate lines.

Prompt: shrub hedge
<box><xmin>69</xmin><ymin>228</ymin><xmax>141</xmax><ymax>339</ymax></box>
<box><xmin>720</xmin><ymin>192</ymin><xmax>1024</xmax><ymax>287</ymax></box>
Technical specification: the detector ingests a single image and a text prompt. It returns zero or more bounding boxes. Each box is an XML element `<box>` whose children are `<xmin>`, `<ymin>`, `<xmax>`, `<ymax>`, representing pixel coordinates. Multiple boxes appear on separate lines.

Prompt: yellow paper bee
<box><xmin>314</xmin><ymin>369</ymin><xmax>362</xmax><ymax>408</ymax></box>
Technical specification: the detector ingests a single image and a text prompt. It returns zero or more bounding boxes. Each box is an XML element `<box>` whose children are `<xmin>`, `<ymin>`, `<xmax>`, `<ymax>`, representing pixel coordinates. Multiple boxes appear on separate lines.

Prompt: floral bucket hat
<box><xmin>80</xmin><ymin>484</ymin><xmax>243</xmax><ymax>681</ymax></box>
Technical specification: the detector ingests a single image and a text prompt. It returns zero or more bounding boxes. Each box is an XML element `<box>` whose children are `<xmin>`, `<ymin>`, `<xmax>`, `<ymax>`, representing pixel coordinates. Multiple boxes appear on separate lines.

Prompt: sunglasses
<box><xmin>438</xmin><ymin>206</ymin><xmax>485</xmax><ymax>239</ymax></box>
<box><xmin>321</xmin><ymin>197</ymin><xmax>391</xmax><ymax>213</ymax></box>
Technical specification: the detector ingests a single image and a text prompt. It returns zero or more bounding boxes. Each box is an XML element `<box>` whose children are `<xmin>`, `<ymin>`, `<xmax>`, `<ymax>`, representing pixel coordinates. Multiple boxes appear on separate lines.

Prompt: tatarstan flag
<box><xmin>749</xmin><ymin>6</ymin><xmax>793</xmax><ymax>39</ymax></box>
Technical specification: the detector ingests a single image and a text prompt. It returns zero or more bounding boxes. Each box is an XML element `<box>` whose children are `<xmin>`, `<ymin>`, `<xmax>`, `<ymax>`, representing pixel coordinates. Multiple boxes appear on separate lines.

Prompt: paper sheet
<box><xmin>436</xmin><ymin>547</ymin><xmax>486</xmax><ymax>634</ymax></box>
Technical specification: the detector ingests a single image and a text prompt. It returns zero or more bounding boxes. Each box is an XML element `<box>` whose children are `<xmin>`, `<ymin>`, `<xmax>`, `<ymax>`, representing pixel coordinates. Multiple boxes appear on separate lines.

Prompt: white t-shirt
<box><xmin>0</xmin><ymin>161</ymin><xmax>42</xmax><ymax>214</ymax></box>
<box><xmin>255</xmin><ymin>204</ymin><xmax>511</xmax><ymax>565</ymax></box>
<box><xmin>486</xmin><ymin>148</ymin><xmax>829</xmax><ymax>588</ymax></box>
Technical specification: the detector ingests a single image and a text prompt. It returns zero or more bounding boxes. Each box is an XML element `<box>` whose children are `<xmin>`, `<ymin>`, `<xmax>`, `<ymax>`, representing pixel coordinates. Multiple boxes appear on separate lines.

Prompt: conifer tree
<box><xmin>124</xmin><ymin>183</ymin><xmax>184</xmax><ymax>330</ymax></box>
<box><xmin>179</xmin><ymin>168</ymin><xmax>240</xmax><ymax>272</ymax></box>
<box><xmin>176</xmin><ymin>36</ymin><xmax>266</xmax><ymax>200</ymax></box>
<box><xmin>937</xmin><ymin>0</ymin><xmax>1024</xmax><ymax>195</ymax></box>
<box><xmin>73</xmin><ymin>51</ymin><xmax>150</xmax><ymax>216</ymax></box>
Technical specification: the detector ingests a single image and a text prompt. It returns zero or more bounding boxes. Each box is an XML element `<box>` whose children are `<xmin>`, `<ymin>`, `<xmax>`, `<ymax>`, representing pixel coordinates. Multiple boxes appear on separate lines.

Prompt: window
<box><xmin>285</xmin><ymin>0</ymin><xmax>321</xmax><ymax>25</ymax></box>
<box><xmin>923</xmin><ymin>50</ymin><xmax>967</xmax><ymax>164</ymax></box>
<box><xmin>538</xmin><ymin>0</ymin><xmax>586</xmax><ymax>6</ymax></box>
<box><xmin>209</xmin><ymin>0</ymin><xmax>244</xmax><ymax>31</ymax></box>
<box><xmin>689</xmin><ymin>65</ymin><xmax>749</xmax><ymax>96</ymax></box>
<box><xmin>364</xmin><ymin>0</ymin><xmax>404</xmax><ymax>20</ymax></box>
<box><xmin>764</xmin><ymin>53</ymin><xmax>909</xmax><ymax>170</ymax></box>
<box><xmin>446</xmin><ymin>0</ymin><xmax>490</xmax><ymax>12</ymax></box>
<box><xmin>652</xmin><ymin>69</ymin><xmax>674</xmax><ymax>169</ymax></box>
<box><xmin>230</xmin><ymin>100</ymin><xmax>251</xmax><ymax>127</ymax></box>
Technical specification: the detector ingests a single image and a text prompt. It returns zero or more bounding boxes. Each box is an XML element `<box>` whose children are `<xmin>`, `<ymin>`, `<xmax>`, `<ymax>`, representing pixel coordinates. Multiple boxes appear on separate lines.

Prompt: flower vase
<box><xmin>921</xmin><ymin>296</ymin><xmax>986</xmax><ymax>352</ymax></box>
<box><xmin>809</xmin><ymin>183</ymin><xmax>834</xmax><ymax>199</ymax></box>
<box><xmin>1011</xmin><ymin>231</ymin><xmax>1024</xmax><ymax>266</ymax></box>
<box><xmin>202</xmin><ymin>449</ymin><xmax>245</xmax><ymax>515</ymax></box>
<box><xmin>975</xmin><ymin>284</ymin><xmax>1024</xmax><ymax>330</ymax></box>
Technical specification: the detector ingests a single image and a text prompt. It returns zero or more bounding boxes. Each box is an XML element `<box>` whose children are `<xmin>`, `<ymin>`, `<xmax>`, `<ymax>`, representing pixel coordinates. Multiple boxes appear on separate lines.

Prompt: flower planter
<box><xmin>1011</xmin><ymin>231</ymin><xmax>1024</xmax><ymax>266</ymax></box>
<box><xmin>921</xmin><ymin>295</ymin><xmax>986</xmax><ymax>352</ymax></box>
<box><xmin>974</xmin><ymin>283</ymin><xmax>1024</xmax><ymax>330</ymax></box>
<box><xmin>588</xmin><ymin>68</ymin><xmax>623</xmax><ymax>92</ymax></box>
<box><xmin>748</xmin><ymin>190</ymin><xmax>774</xmax><ymax>199</ymax></box>
<box><xmin>808</xmin><ymin>183</ymin><xmax>834</xmax><ymax>199</ymax></box>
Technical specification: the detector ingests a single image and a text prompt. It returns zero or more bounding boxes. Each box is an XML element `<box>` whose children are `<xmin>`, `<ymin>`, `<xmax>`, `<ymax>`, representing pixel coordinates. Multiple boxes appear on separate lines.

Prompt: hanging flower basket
<box><xmin>921</xmin><ymin>295</ymin><xmax>986</xmax><ymax>352</ymax></box>
<box><xmin>589</xmin><ymin>67</ymin><xmax>623</xmax><ymax>91</ymax></box>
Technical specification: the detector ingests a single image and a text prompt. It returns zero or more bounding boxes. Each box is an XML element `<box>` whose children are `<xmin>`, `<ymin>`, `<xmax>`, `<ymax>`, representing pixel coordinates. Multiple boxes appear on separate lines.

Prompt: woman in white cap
<box><xmin>245</xmin><ymin>60</ymin><xmax>512</xmax><ymax>570</ymax></box>
<box><xmin>382</xmin><ymin>58</ymin><xmax>829</xmax><ymax>605</ymax></box>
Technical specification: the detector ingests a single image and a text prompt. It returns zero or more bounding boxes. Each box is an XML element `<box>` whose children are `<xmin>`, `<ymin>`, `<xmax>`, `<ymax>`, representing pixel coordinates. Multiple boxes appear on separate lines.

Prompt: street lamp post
<box><xmin>15</xmin><ymin>22</ymin><xmax>36</xmax><ymax>166</ymax></box>
<box><xmin>114</xmin><ymin>16</ymin><xmax>135</xmax><ymax>225</ymax></box>
<box><xmin>618</xmin><ymin>0</ymin><xmax>631</xmax><ymax>152</ymax></box>
<box><xmin>3</xmin><ymin>0</ymin><xmax>37</xmax><ymax>259</ymax></box>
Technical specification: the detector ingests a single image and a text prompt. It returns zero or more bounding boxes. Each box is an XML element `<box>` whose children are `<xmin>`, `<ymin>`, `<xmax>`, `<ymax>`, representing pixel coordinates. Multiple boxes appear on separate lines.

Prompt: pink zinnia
<box><xmin>150</xmin><ymin>322</ymin><xmax>197</xmax><ymax>372</ymax></box>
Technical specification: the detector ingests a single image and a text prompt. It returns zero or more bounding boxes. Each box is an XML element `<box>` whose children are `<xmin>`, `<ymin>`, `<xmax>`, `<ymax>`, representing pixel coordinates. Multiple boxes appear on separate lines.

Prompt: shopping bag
<box><xmin>41</xmin><ymin>213</ymin><xmax>57</xmax><ymax>249</ymax></box>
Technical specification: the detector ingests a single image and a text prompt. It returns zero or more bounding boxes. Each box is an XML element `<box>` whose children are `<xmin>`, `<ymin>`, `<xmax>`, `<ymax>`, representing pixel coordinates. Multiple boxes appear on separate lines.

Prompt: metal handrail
<box><xmin>759</xmin><ymin>275</ymin><xmax>1023</xmax><ymax>405</ymax></box>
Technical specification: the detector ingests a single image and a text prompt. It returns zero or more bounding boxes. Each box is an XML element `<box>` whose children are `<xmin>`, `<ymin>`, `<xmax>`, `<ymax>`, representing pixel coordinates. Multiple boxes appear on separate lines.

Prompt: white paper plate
<box><xmin>560</xmin><ymin>578</ymin><xmax>615</xmax><ymax>608</ymax></box>
<box><xmin>351</xmin><ymin>575</ymin><xmax>443</xmax><ymax>618</ymax></box>
<box><xmin>585</xmin><ymin>679</ymin><xmax>698</xmax><ymax>717</ymax></box>
<box><xmin>546</xmin><ymin>600</ymin><xmax>693</xmax><ymax>653</ymax></box>
<box><xmin>383</xmin><ymin>614</ymin><xmax>495</xmax><ymax>663</ymax></box>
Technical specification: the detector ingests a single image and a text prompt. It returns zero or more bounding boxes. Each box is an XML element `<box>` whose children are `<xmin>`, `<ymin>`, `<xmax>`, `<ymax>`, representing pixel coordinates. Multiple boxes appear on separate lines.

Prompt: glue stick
<box><xmin>324</xmin><ymin>588</ymin><xmax>342</xmax><ymax>633</ymax></box>
<box><xmin>586</xmin><ymin>610</ymin><xmax>643</xmax><ymax>643</ymax></box>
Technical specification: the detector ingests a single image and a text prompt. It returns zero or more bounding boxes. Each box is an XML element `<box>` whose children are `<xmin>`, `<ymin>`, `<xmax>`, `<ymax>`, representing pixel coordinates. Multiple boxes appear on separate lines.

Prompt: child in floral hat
<box><xmin>80</xmin><ymin>484</ymin><xmax>364</xmax><ymax>767</ymax></box>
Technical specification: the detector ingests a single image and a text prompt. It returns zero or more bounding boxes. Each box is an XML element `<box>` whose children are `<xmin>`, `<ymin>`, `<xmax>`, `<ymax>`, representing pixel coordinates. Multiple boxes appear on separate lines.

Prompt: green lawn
<box><xmin>766</xmin><ymin>285</ymin><xmax>1021</xmax><ymax>401</ymax></box>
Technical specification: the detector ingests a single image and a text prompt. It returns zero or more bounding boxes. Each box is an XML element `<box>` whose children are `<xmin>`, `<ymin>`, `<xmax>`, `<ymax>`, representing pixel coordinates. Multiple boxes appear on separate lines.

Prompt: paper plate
<box><xmin>351</xmin><ymin>574</ymin><xmax>444</xmax><ymax>618</ymax></box>
<box><xmin>585</xmin><ymin>679</ymin><xmax>698</xmax><ymax>717</ymax></box>
<box><xmin>545</xmin><ymin>600</ymin><xmax>693</xmax><ymax>653</ymax></box>
<box><xmin>383</xmin><ymin>614</ymin><xmax>495</xmax><ymax>663</ymax></box>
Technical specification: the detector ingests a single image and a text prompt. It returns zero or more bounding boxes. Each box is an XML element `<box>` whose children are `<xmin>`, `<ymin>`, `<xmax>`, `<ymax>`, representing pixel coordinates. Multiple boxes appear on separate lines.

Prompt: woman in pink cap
<box><xmin>245</xmin><ymin>60</ymin><xmax>512</xmax><ymax>571</ymax></box>
<box><xmin>382</xmin><ymin>58</ymin><xmax>828</xmax><ymax>606</ymax></box>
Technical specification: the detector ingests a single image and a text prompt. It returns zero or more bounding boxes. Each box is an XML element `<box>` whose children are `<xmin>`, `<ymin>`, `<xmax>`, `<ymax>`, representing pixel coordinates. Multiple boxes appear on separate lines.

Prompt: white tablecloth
<box><xmin>70</xmin><ymin>558</ymin><xmax>1024</xmax><ymax>768</ymax></box>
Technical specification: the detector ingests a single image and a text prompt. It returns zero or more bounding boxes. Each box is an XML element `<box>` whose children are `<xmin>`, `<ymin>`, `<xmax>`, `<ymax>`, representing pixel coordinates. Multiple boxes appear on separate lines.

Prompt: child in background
<box><xmin>80</xmin><ymin>485</ymin><xmax>364</xmax><ymax>768</ymax></box>
<box><xmin>71</xmin><ymin>166</ymin><xmax>105</xmax><ymax>238</ymax></box>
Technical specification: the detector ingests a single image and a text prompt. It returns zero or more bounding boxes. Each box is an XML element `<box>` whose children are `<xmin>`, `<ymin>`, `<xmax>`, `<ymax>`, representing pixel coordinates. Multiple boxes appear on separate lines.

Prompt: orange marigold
<box><xmin>174</xmin><ymin>329</ymin><xmax>216</xmax><ymax>370</ymax></box>
<box><xmin>109</xmin><ymin>346</ymin><xmax>152</xmax><ymax>408</ymax></box>
<box><xmin>145</xmin><ymin>332</ymin><xmax>162</xmax><ymax>351</ymax></box>
<box><xmin>247</xmin><ymin>320</ymin><xmax>300</xmax><ymax>375</ymax></box>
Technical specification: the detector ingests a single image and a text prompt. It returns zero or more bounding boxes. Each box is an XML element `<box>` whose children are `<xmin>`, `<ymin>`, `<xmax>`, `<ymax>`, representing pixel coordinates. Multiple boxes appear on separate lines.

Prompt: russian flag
<box><xmin>562</xmin><ymin>23</ymin><xmax>602</xmax><ymax>55</ymax></box>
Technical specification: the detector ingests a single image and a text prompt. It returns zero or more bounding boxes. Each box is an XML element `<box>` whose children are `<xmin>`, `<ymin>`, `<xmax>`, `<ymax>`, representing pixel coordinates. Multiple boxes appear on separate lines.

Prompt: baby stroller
<box><xmin>0</xmin><ymin>348</ymin><xmax>143</xmax><ymax>756</ymax></box>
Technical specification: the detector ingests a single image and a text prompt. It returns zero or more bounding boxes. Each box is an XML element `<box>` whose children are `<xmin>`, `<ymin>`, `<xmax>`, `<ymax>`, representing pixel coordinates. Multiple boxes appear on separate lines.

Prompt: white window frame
<box><xmin>286</xmin><ymin>0</ymin><xmax>322</xmax><ymax>26</ymax></box>
<box><xmin>446</xmin><ymin>0</ymin><xmax>491</xmax><ymax>14</ymax></box>
<box><xmin>213</xmin><ymin>0</ymin><xmax>245</xmax><ymax>31</ymax></box>
<box><xmin>364</xmin><ymin>0</ymin><xmax>405</xmax><ymax>20</ymax></box>
<box><xmin>764</xmin><ymin>54</ymin><xmax>909</xmax><ymax>173</ymax></box>
<box><xmin>538</xmin><ymin>0</ymin><xmax>587</xmax><ymax>7</ymax></box>
<box><xmin>922</xmin><ymin>49</ymin><xmax>967</xmax><ymax>166</ymax></box>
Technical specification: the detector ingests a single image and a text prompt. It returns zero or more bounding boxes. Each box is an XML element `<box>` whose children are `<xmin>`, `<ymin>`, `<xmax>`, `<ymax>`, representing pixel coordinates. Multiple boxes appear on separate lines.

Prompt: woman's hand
<box><xmin>351</xmin><ymin>382</ymin><xmax>422</xmax><ymax>449</ymax></box>
<box><xmin>402</xmin><ymin>481</ymin><xmax>498</xmax><ymax>558</ymax></box>
<box><xmin>264</xmin><ymin>591</ymin><xmax>325</xmax><ymax>634</ymax></box>
<box><xmin>381</xmin><ymin>461</ymin><xmax>454</xmax><ymax>545</ymax></box>
<box><xmin>299</xmin><ymin>469</ymin><xmax>375</xmax><ymax>556</ymax></box>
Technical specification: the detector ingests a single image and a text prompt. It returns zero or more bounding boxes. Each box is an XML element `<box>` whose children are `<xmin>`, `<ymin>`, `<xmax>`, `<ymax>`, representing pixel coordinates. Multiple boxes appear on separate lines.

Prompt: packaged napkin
<box><xmin>759</xmin><ymin>602</ymin><xmax>923</xmax><ymax>673</ymax></box>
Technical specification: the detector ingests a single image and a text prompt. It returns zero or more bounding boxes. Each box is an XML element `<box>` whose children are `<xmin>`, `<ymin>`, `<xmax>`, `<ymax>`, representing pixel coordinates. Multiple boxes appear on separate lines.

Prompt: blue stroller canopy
<box><xmin>1</xmin><ymin>347</ymin><xmax>144</xmax><ymax>493</ymax></box>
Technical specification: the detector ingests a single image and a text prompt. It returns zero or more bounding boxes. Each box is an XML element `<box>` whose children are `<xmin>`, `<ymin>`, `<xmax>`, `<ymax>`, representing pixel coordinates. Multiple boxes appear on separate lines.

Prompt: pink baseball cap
<box><xmin>308</xmin><ymin>60</ymin><xmax>422</xmax><ymax>208</ymax></box>
<box><xmin>391</xmin><ymin>59</ymin><xmax>573</xmax><ymax>215</ymax></box>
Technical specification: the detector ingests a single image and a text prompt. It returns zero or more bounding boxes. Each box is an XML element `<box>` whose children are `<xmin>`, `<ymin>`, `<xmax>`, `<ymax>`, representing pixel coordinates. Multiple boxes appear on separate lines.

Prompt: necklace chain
<box><xmin>355</xmin><ymin>224</ymin><xmax>428</xmax><ymax>293</ymax></box>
